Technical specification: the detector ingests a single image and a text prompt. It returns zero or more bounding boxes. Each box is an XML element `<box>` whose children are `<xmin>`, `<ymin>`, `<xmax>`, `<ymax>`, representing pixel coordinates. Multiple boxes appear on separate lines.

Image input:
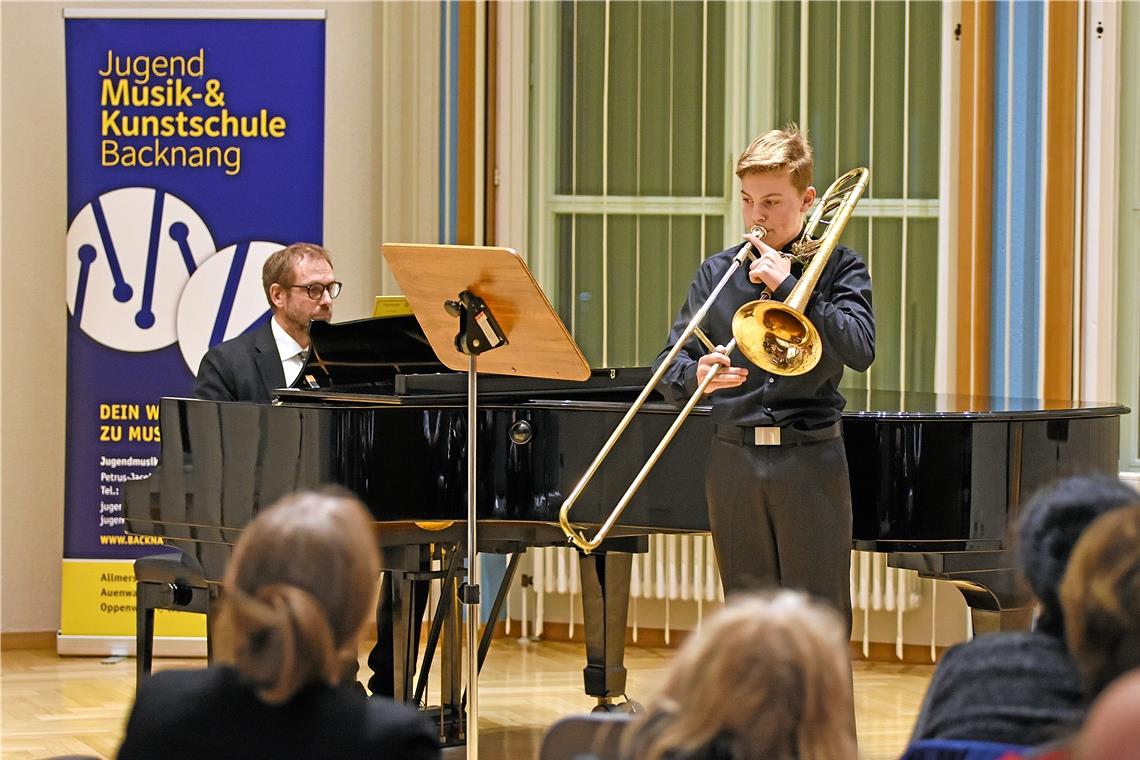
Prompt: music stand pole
<box><xmin>465</xmin><ymin>352</ymin><xmax>479</xmax><ymax>760</ymax></box>
<box><xmin>445</xmin><ymin>290</ymin><xmax>508</xmax><ymax>760</ymax></box>
<box><xmin>382</xmin><ymin>243</ymin><xmax>591</xmax><ymax>757</ymax></box>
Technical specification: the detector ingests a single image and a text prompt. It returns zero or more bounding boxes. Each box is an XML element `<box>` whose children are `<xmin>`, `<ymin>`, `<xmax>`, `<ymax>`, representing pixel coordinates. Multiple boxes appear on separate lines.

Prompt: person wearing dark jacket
<box><xmin>653</xmin><ymin>125</ymin><xmax>874</xmax><ymax>630</ymax></box>
<box><xmin>190</xmin><ymin>242</ymin><xmax>421</xmax><ymax>704</ymax></box>
<box><xmin>908</xmin><ymin>474</ymin><xmax>1138</xmax><ymax>747</ymax></box>
<box><xmin>117</xmin><ymin>490</ymin><xmax>439</xmax><ymax>760</ymax></box>
<box><xmin>194</xmin><ymin>242</ymin><xmax>340</xmax><ymax>402</ymax></box>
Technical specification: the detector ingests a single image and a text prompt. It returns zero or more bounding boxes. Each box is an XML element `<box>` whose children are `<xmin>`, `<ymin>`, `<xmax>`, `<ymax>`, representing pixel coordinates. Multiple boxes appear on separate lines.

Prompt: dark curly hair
<box><xmin>1016</xmin><ymin>474</ymin><xmax>1137</xmax><ymax>639</ymax></box>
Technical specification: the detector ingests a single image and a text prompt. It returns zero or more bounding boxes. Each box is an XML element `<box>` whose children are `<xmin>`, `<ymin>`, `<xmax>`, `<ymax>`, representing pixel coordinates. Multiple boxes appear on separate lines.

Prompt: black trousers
<box><xmin>704</xmin><ymin>434</ymin><xmax>853</xmax><ymax>633</ymax></box>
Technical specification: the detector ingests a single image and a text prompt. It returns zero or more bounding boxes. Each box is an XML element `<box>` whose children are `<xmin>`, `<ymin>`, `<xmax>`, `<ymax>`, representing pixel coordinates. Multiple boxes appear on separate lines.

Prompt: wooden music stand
<box><xmin>382</xmin><ymin>243</ymin><xmax>589</xmax><ymax>758</ymax></box>
<box><xmin>382</xmin><ymin>243</ymin><xmax>590</xmax><ymax>381</ymax></box>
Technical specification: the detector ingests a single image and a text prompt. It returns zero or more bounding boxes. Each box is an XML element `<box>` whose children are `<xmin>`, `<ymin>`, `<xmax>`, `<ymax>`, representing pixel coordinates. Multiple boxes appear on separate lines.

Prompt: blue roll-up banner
<box><xmin>61</xmin><ymin>10</ymin><xmax>325</xmax><ymax>654</ymax></box>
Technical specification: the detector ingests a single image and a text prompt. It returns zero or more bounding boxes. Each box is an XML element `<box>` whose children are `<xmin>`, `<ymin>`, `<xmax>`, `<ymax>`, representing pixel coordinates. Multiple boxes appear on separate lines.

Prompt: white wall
<box><xmin>2</xmin><ymin>1</ymin><xmax>71</xmax><ymax>634</ymax></box>
<box><xmin>0</xmin><ymin>1</ymin><xmax>438</xmax><ymax>634</ymax></box>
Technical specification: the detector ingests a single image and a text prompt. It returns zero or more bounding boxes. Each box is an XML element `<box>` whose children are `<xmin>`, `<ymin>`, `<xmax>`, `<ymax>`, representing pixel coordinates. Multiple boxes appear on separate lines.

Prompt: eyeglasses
<box><xmin>289</xmin><ymin>281</ymin><xmax>343</xmax><ymax>300</ymax></box>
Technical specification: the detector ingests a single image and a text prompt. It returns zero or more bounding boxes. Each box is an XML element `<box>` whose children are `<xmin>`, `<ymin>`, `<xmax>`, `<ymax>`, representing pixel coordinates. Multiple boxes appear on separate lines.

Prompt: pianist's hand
<box><xmin>697</xmin><ymin>346</ymin><xmax>748</xmax><ymax>393</ymax></box>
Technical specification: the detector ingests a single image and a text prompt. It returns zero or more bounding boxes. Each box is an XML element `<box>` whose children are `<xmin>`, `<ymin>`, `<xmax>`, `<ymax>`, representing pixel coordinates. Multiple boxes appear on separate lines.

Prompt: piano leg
<box><xmin>438</xmin><ymin>545</ymin><xmax>464</xmax><ymax>738</ymax></box>
<box><xmin>951</xmin><ymin>578</ymin><xmax>1035</xmax><ymax>634</ymax></box>
<box><xmin>578</xmin><ymin>550</ymin><xmax>632</xmax><ymax>706</ymax></box>
<box><xmin>890</xmin><ymin>554</ymin><xmax>1036</xmax><ymax>635</ymax></box>
<box><xmin>372</xmin><ymin>544</ymin><xmax>467</xmax><ymax>746</ymax></box>
<box><xmin>969</xmin><ymin>607</ymin><xmax>1035</xmax><ymax>635</ymax></box>
<box><xmin>368</xmin><ymin>546</ymin><xmax>430</xmax><ymax>700</ymax></box>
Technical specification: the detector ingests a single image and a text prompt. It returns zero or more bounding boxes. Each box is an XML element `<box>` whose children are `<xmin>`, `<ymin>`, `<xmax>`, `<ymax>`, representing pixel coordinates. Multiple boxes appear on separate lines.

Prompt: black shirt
<box><xmin>652</xmin><ymin>239</ymin><xmax>874</xmax><ymax>430</ymax></box>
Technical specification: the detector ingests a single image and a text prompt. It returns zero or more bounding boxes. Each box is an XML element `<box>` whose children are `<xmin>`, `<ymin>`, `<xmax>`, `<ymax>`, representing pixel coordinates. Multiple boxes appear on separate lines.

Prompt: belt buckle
<box><xmin>753</xmin><ymin>427</ymin><xmax>781</xmax><ymax>446</ymax></box>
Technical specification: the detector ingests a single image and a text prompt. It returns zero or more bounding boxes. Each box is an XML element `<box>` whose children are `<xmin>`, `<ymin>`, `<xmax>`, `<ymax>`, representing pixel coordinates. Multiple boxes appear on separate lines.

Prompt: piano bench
<box><xmin>133</xmin><ymin>548</ymin><xmax>220</xmax><ymax>689</ymax></box>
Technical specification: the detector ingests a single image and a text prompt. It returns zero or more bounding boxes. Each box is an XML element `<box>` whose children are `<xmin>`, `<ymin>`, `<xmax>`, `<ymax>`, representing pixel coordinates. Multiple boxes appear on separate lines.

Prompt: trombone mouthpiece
<box><xmin>735</xmin><ymin>225</ymin><xmax>768</xmax><ymax>263</ymax></box>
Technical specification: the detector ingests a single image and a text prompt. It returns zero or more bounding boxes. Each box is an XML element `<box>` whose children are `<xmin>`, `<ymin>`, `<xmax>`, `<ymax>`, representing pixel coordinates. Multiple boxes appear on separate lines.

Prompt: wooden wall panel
<box><xmin>1042</xmin><ymin>1</ymin><xmax>1079</xmax><ymax>401</ymax></box>
<box><xmin>955</xmin><ymin>0</ymin><xmax>994</xmax><ymax>397</ymax></box>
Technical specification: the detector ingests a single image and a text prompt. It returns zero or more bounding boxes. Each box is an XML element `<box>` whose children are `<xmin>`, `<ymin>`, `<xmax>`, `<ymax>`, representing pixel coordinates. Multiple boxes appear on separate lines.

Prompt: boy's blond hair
<box><xmin>735</xmin><ymin>124</ymin><xmax>814</xmax><ymax>192</ymax></box>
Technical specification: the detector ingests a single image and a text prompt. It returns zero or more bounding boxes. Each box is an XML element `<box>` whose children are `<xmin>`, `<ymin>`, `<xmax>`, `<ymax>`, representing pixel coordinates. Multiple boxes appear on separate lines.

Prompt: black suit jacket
<box><xmin>194</xmin><ymin>320</ymin><xmax>287</xmax><ymax>402</ymax></box>
<box><xmin>117</xmin><ymin>666</ymin><xmax>440</xmax><ymax>760</ymax></box>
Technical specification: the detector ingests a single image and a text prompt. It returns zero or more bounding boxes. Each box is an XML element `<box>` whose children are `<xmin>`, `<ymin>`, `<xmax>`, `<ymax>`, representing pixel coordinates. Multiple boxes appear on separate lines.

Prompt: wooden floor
<box><xmin>1</xmin><ymin>639</ymin><xmax>933</xmax><ymax>759</ymax></box>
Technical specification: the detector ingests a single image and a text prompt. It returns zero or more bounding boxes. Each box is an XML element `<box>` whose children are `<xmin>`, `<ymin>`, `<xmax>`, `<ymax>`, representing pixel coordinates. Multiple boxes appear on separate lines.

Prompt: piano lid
<box><xmin>839</xmin><ymin>386</ymin><xmax>1130</xmax><ymax>420</ymax></box>
<box><xmin>293</xmin><ymin>315</ymin><xmax>449</xmax><ymax>391</ymax></box>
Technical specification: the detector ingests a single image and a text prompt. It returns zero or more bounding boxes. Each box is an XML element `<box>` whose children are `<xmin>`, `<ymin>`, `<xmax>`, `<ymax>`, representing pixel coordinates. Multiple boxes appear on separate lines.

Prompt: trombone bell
<box><xmin>729</xmin><ymin>166</ymin><xmax>869</xmax><ymax>378</ymax></box>
<box><xmin>733</xmin><ymin>300</ymin><xmax>821</xmax><ymax>376</ymax></box>
<box><xmin>556</xmin><ymin>169</ymin><xmax>869</xmax><ymax>552</ymax></box>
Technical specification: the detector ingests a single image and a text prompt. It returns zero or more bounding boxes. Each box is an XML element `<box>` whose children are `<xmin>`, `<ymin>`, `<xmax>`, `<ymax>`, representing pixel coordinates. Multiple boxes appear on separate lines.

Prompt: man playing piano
<box><xmin>194</xmin><ymin>242</ymin><xmax>340</xmax><ymax>402</ymax></box>
<box><xmin>191</xmin><ymin>242</ymin><xmax>424</xmax><ymax>698</ymax></box>
<box><xmin>652</xmin><ymin>125</ymin><xmax>875</xmax><ymax>631</ymax></box>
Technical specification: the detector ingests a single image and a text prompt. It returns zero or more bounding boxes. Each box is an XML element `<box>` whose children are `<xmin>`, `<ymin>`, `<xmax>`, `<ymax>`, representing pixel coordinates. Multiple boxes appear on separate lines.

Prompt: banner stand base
<box><xmin>56</xmin><ymin>634</ymin><xmax>207</xmax><ymax>658</ymax></box>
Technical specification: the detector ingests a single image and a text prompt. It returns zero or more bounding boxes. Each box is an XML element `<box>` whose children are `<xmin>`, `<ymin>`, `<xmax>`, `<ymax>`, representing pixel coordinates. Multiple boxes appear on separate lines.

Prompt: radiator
<box><xmin>509</xmin><ymin>543</ymin><xmax>937</xmax><ymax>658</ymax></box>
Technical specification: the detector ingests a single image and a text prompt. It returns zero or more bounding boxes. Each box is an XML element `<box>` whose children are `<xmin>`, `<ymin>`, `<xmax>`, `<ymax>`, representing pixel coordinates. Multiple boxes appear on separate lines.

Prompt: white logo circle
<box><xmin>66</xmin><ymin>187</ymin><xmax>215</xmax><ymax>351</ymax></box>
<box><xmin>176</xmin><ymin>241</ymin><xmax>284</xmax><ymax>375</ymax></box>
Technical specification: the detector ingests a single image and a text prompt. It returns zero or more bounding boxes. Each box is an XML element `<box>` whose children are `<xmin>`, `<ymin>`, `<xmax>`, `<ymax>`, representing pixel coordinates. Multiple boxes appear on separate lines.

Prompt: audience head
<box><xmin>624</xmin><ymin>590</ymin><xmax>855</xmax><ymax>760</ymax></box>
<box><xmin>1059</xmin><ymin>504</ymin><xmax>1140</xmax><ymax>700</ymax></box>
<box><xmin>1015</xmin><ymin>473</ymin><xmax>1137</xmax><ymax>638</ymax></box>
<box><xmin>1074</xmin><ymin>668</ymin><xmax>1140</xmax><ymax>760</ymax></box>
<box><xmin>222</xmin><ymin>488</ymin><xmax>379</xmax><ymax>704</ymax></box>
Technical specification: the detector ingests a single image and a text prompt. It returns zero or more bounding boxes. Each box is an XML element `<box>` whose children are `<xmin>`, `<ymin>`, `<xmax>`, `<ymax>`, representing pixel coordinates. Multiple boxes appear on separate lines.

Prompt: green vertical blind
<box><xmin>557</xmin><ymin>214</ymin><xmax>726</xmax><ymax>364</ymax></box>
<box><xmin>1120</xmin><ymin>2</ymin><xmax>1139</xmax><ymax>469</ymax></box>
<box><xmin>552</xmin><ymin>0</ymin><xmax>728</xmax><ymax>368</ymax></box>
<box><xmin>773</xmin><ymin>0</ymin><xmax>942</xmax><ymax>393</ymax></box>
<box><xmin>544</xmin><ymin>0</ymin><xmax>942</xmax><ymax>389</ymax></box>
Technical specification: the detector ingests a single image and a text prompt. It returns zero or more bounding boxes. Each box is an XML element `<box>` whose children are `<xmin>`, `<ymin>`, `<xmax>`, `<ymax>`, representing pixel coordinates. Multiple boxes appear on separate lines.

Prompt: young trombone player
<box><xmin>652</xmin><ymin>125</ymin><xmax>875</xmax><ymax>631</ymax></box>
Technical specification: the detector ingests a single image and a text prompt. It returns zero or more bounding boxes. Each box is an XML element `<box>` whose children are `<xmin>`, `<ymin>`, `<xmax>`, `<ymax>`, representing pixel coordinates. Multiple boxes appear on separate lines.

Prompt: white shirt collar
<box><xmin>269</xmin><ymin>316</ymin><xmax>306</xmax><ymax>362</ymax></box>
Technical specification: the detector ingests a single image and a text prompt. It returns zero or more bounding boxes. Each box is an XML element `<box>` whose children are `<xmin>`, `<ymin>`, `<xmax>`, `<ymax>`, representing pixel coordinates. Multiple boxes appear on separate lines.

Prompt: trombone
<box><xmin>558</xmin><ymin>167</ymin><xmax>870</xmax><ymax>553</ymax></box>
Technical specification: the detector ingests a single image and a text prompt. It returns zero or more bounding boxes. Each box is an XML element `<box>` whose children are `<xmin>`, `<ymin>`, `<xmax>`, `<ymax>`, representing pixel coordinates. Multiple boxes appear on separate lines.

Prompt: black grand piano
<box><xmin>124</xmin><ymin>315</ymin><xmax>1128</xmax><ymax>739</ymax></box>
